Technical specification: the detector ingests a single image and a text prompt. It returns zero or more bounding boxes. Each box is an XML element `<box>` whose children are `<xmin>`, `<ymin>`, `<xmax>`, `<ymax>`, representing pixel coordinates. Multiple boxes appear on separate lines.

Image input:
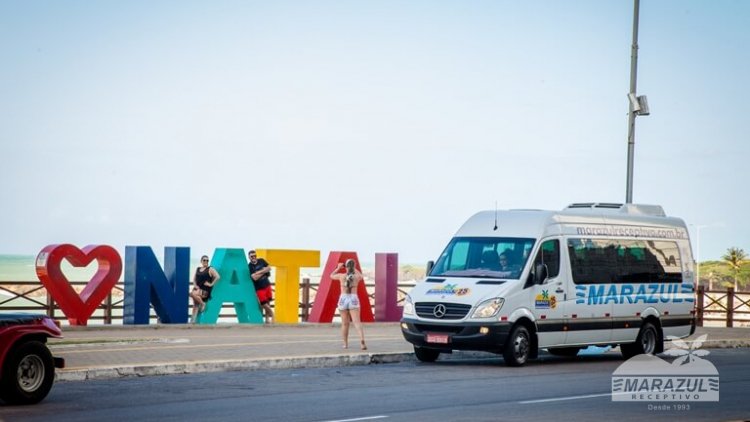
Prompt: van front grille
<box><xmin>415</xmin><ymin>302</ymin><xmax>472</xmax><ymax>320</ymax></box>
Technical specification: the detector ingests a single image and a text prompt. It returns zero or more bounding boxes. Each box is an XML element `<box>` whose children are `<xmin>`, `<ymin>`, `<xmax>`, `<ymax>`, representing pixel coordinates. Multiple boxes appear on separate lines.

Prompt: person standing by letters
<box><xmin>248</xmin><ymin>250</ymin><xmax>274</xmax><ymax>324</ymax></box>
<box><xmin>190</xmin><ymin>255</ymin><xmax>220</xmax><ymax>323</ymax></box>
<box><xmin>330</xmin><ymin>259</ymin><xmax>367</xmax><ymax>350</ymax></box>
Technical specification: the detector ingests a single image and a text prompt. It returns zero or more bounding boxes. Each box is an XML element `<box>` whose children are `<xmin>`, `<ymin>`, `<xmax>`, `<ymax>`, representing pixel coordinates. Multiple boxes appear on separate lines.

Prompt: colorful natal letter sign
<box><xmin>123</xmin><ymin>246</ymin><xmax>190</xmax><ymax>324</ymax></box>
<box><xmin>375</xmin><ymin>253</ymin><xmax>402</xmax><ymax>322</ymax></box>
<box><xmin>308</xmin><ymin>251</ymin><xmax>374</xmax><ymax>323</ymax></box>
<box><xmin>196</xmin><ymin>248</ymin><xmax>263</xmax><ymax>324</ymax></box>
<box><xmin>256</xmin><ymin>249</ymin><xmax>320</xmax><ymax>323</ymax></box>
<box><xmin>36</xmin><ymin>244</ymin><xmax>122</xmax><ymax>326</ymax></box>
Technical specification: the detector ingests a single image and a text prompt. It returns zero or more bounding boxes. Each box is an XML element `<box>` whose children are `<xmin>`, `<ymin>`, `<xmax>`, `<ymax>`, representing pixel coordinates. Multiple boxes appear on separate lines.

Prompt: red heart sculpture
<box><xmin>36</xmin><ymin>244</ymin><xmax>122</xmax><ymax>326</ymax></box>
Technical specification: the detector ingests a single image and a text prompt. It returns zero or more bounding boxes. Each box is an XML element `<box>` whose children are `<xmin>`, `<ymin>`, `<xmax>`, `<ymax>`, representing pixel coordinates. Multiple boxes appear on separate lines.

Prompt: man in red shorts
<box><xmin>248</xmin><ymin>250</ymin><xmax>274</xmax><ymax>324</ymax></box>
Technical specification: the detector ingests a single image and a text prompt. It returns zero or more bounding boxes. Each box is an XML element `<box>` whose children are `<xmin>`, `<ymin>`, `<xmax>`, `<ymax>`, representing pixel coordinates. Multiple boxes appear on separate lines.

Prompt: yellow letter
<box><xmin>256</xmin><ymin>249</ymin><xmax>320</xmax><ymax>323</ymax></box>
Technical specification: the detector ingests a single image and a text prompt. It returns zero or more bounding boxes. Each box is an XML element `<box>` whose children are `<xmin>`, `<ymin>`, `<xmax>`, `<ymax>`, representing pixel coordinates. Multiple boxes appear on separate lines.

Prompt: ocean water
<box><xmin>0</xmin><ymin>255</ymin><xmax>415</xmax><ymax>283</ymax></box>
<box><xmin>0</xmin><ymin>255</ymin><xmax>39</xmax><ymax>281</ymax></box>
<box><xmin>0</xmin><ymin>254</ymin><xmax>124</xmax><ymax>282</ymax></box>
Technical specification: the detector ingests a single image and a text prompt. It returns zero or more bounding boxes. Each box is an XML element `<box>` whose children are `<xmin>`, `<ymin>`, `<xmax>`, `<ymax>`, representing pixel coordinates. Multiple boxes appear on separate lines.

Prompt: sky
<box><xmin>1</xmin><ymin>0</ymin><xmax>749</xmax><ymax>265</ymax></box>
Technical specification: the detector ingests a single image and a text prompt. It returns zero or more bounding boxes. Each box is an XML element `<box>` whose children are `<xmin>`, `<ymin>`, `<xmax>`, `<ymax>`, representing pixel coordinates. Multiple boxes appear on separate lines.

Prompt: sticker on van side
<box><xmin>575</xmin><ymin>284</ymin><xmax>694</xmax><ymax>305</ymax></box>
<box><xmin>535</xmin><ymin>290</ymin><xmax>558</xmax><ymax>309</ymax></box>
<box><xmin>426</xmin><ymin>284</ymin><xmax>470</xmax><ymax>296</ymax></box>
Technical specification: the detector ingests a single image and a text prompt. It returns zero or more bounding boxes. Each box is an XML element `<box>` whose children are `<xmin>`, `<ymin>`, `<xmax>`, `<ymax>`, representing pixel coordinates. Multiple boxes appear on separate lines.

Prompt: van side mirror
<box><xmin>426</xmin><ymin>260</ymin><xmax>434</xmax><ymax>276</ymax></box>
<box><xmin>534</xmin><ymin>263</ymin><xmax>548</xmax><ymax>284</ymax></box>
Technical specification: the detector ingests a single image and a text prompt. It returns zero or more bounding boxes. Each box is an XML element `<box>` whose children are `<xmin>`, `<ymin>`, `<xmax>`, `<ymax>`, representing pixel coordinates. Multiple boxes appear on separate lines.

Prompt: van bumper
<box><xmin>400</xmin><ymin>318</ymin><xmax>512</xmax><ymax>353</ymax></box>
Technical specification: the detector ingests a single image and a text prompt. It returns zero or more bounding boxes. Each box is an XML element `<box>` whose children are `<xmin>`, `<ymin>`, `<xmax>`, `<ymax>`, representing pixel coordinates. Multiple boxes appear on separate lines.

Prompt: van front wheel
<box><xmin>503</xmin><ymin>325</ymin><xmax>531</xmax><ymax>367</ymax></box>
<box><xmin>414</xmin><ymin>346</ymin><xmax>440</xmax><ymax>363</ymax></box>
<box><xmin>621</xmin><ymin>322</ymin><xmax>660</xmax><ymax>359</ymax></box>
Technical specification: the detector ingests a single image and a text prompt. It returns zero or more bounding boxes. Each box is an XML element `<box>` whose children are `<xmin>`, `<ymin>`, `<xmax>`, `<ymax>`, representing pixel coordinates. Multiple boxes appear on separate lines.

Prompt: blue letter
<box><xmin>620</xmin><ymin>284</ymin><xmax>634</xmax><ymax>304</ymax></box>
<box><xmin>634</xmin><ymin>284</ymin><xmax>648</xmax><ymax>304</ymax></box>
<box><xmin>587</xmin><ymin>285</ymin><xmax>606</xmax><ymax>305</ymax></box>
<box><xmin>124</xmin><ymin>246</ymin><xmax>190</xmax><ymax>325</ymax></box>
<box><xmin>604</xmin><ymin>284</ymin><xmax>619</xmax><ymax>305</ymax></box>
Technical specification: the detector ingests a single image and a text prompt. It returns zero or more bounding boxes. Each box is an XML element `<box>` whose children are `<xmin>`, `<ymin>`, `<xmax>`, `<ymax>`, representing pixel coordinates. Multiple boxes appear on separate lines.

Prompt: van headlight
<box><xmin>471</xmin><ymin>298</ymin><xmax>504</xmax><ymax>319</ymax></box>
<box><xmin>403</xmin><ymin>295</ymin><xmax>415</xmax><ymax>316</ymax></box>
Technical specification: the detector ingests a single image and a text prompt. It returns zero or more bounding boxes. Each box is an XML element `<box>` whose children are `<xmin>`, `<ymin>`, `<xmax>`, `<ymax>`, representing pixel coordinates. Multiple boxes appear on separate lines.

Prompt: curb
<box><xmin>60</xmin><ymin>322</ymin><xmax>404</xmax><ymax>332</ymax></box>
<box><xmin>56</xmin><ymin>352</ymin><xmax>416</xmax><ymax>382</ymax></box>
<box><xmin>696</xmin><ymin>339</ymin><xmax>750</xmax><ymax>349</ymax></box>
<box><xmin>54</xmin><ymin>339</ymin><xmax>750</xmax><ymax>382</ymax></box>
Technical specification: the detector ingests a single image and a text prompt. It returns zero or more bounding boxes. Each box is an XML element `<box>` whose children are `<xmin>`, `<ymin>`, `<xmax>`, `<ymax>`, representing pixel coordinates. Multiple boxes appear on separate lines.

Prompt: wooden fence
<box><xmin>2</xmin><ymin>281</ymin><xmax>746</xmax><ymax>327</ymax></box>
<box><xmin>0</xmin><ymin>279</ymin><xmax>417</xmax><ymax>325</ymax></box>
<box><xmin>696</xmin><ymin>286</ymin><xmax>750</xmax><ymax>327</ymax></box>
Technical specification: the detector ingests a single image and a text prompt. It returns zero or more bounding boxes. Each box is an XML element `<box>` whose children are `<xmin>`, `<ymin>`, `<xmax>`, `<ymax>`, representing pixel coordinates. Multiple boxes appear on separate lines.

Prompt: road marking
<box><xmin>519</xmin><ymin>393</ymin><xmax>611</xmax><ymax>404</ymax></box>
<box><xmin>319</xmin><ymin>416</ymin><xmax>388</xmax><ymax>422</ymax></box>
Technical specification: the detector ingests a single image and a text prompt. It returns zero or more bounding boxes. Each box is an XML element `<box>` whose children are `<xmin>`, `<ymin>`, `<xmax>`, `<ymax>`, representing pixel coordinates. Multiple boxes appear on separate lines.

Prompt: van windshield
<box><xmin>430</xmin><ymin>237</ymin><xmax>536</xmax><ymax>279</ymax></box>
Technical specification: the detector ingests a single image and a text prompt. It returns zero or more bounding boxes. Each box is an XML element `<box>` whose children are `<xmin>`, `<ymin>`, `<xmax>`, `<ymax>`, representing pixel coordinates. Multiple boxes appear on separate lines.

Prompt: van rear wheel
<box><xmin>503</xmin><ymin>325</ymin><xmax>531</xmax><ymax>367</ymax></box>
<box><xmin>621</xmin><ymin>322</ymin><xmax>660</xmax><ymax>359</ymax></box>
<box><xmin>414</xmin><ymin>346</ymin><xmax>440</xmax><ymax>362</ymax></box>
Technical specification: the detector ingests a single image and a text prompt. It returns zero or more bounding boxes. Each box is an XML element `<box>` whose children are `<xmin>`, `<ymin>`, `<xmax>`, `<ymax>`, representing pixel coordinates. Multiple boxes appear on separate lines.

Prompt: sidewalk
<box><xmin>49</xmin><ymin>324</ymin><xmax>750</xmax><ymax>382</ymax></box>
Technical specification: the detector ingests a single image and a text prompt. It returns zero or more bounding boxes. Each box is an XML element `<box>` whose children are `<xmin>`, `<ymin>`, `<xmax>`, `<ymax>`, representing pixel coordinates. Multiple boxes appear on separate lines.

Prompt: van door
<box><xmin>526</xmin><ymin>238</ymin><xmax>568</xmax><ymax>348</ymax></box>
<box><xmin>565</xmin><ymin>238</ymin><xmax>614</xmax><ymax>346</ymax></box>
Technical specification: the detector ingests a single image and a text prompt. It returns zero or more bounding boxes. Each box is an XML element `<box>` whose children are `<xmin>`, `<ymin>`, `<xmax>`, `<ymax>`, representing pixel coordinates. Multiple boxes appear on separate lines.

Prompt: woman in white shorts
<box><xmin>330</xmin><ymin>259</ymin><xmax>367</xmax><ymax>350</ymax></box>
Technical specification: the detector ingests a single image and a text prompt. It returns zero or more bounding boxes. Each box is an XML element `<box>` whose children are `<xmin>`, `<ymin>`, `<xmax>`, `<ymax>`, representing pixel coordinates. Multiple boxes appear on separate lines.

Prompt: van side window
<box><xmin>541</xmin><ymin>240</ymin><xmax>560</xmax><ymax>278</ymax></box>
<box><xmin>567</xmin><ymin>238</ymin><xmax>682</xmax><ymax>284</ymax></box>
<box><xmin>526</xmin><ymin>239</ymin><xmax>560</xmax><ymax>286</ymax></box>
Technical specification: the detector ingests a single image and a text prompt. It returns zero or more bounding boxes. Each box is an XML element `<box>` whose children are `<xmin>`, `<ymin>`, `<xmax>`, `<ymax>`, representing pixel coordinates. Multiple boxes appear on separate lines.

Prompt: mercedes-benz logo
<box><xmin>433</xmin><ymin>304</ymin><xmax>447</xmax><ymax>318</ymax></box>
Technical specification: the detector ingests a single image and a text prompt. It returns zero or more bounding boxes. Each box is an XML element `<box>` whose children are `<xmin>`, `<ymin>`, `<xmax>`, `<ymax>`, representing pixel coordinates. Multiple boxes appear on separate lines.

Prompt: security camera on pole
<box><xmin>625</xmin><ymin>0</ymin><xmax>650</xmax><ymax>204</ymax></box>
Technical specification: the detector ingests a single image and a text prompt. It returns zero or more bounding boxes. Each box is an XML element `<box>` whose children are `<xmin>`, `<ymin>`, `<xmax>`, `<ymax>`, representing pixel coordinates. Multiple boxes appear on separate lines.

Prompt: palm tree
<box><xmin>722</xmin><ymin>247</ymin><xmax>747</xmax><ymax>291</ymax></box>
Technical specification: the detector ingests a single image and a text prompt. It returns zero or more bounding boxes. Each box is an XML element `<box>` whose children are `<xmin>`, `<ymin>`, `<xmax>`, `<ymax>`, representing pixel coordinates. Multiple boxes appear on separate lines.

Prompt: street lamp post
<box><xmin>625</xmin><ymin>0</ymin><xmax>649</xmax><ymax>204</ymax></box>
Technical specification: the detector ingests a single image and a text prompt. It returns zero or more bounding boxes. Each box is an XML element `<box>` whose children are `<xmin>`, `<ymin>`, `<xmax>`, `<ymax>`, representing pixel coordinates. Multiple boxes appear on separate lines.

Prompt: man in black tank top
<box><xmin>248</xmin><ymin>250</ymin><xmax>274</xmax><ymax>324</ymax></box>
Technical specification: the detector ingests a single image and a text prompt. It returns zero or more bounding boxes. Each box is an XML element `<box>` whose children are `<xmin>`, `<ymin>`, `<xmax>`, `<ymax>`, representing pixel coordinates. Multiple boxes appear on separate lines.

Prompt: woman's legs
<box><xmin>340</xmin><ymin>309</ymin><xmax>350</xmax><ymax>348</ymax></box>
<box><xmin>349</xmin><ymin>308</ymin><xmax>366</xmax><ymax>350</ymax></box>
<box><xmin>190</xmin><ymin>290</ymin><xmax>205</xmax><ymax>322</ymax></box>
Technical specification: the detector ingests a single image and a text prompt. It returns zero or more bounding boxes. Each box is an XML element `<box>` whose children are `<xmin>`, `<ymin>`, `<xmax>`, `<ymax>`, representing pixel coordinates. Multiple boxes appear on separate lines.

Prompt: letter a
<box><xmin>197</xmin><ymin>248</ymin><xmax>263</xmax><ymax>324</ymax></box>
<box><xmin>308</xmin><ymin>251</ymin><xmax>374</xmax><ymax>323</ymax></box>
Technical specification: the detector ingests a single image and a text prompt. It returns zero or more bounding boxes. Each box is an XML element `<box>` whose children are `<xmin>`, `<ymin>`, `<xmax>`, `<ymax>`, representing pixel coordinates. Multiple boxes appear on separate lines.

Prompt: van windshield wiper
<box><xmin>439</xmin><ymin>269</ymin><xmax>515</xmax><ymax>279</ymax></box>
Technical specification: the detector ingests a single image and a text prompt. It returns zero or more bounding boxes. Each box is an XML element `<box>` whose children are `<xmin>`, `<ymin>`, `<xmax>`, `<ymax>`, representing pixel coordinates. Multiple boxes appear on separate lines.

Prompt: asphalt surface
<box><xmin>46</xmin><ymin>323</ymin><xmax>750</xmax><ymax>381</ymax></box>
<box><xmin>3</xmin><ymin>347</ymin><xmax>749</xmax><ymax>421</ymax></box>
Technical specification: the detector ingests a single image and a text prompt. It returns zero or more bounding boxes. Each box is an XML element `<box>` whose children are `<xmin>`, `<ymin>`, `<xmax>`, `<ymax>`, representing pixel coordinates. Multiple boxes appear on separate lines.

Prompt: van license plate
<box><xmin>426</xmin><ymin>334</ymin><xmax>449</xmax><ymax>344</ymax></box>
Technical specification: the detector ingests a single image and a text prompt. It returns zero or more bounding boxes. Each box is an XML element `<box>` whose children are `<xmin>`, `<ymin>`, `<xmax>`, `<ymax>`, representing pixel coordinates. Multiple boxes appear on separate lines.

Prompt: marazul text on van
<box><xmin>576</xmin><ymin>284</ymin><xmax>694</xmax><ymax>305</ymax></box>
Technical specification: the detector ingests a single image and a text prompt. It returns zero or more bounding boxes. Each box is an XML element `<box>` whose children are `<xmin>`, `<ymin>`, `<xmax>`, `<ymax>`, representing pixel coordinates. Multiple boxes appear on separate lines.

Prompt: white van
<box><xmin>401</xmin><ymin>203</ymin><xmax>696</xmax><ymax>366</ymax></box>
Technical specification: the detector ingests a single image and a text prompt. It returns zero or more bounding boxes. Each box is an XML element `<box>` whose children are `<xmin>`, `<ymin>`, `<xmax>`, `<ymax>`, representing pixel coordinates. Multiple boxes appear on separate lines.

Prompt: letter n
<box><xmin>124</xmin><ymin>246</ymin><xmax>190</xmax><ymax>325</ymax></box>
<box><xmin>308</xmin><ymin>251</ymin><xmax>374</xmax><ymax>323</ymax></box>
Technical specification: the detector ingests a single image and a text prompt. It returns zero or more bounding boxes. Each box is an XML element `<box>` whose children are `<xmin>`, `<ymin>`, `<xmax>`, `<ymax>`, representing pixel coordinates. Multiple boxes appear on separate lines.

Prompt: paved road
<box><xmin>47</xmin><ymin>324</ymin><xmax>750</xmax><ymax>381</ymax></box>
<box><xmin>3</xmin><ymin>348</ymin><xmax>748</xmax><ymax>422</ymax></box>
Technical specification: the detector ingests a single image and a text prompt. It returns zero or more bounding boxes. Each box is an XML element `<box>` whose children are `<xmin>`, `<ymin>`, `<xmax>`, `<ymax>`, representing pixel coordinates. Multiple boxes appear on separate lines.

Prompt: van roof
<box><xmin>455</xmin><ymin>204</ymin><xmax>688</xmax><ymax>240</ymax></box>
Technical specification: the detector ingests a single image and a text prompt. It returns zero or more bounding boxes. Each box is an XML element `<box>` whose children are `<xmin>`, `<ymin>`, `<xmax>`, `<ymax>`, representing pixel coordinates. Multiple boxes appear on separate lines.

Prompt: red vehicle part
<box><xmin>0</xmin><ymin>314</ymin><xmax>65</xmax><ymax>405</ymax></box>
